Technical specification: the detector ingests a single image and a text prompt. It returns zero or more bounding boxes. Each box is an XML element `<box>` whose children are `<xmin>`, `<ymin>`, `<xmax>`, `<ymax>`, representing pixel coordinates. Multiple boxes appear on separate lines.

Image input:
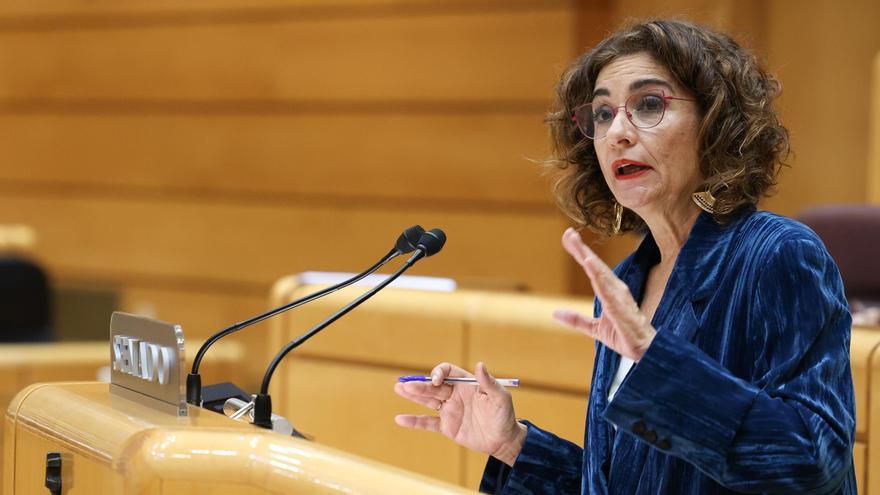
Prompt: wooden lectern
<box><xmin>2</xmin><ymin>312</ymin><xmax>475</xmax><ymax>494</ymax></box>
<box><xmin>4</xmin><ymin>382</ymin><xmax>474</xmax><ymax>494</ymax></box>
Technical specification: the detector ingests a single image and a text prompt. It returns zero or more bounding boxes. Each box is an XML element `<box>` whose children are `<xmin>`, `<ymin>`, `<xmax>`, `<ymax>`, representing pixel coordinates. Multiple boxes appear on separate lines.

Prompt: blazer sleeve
<box><xmin>479</xmin><ymin>421</ymin><xmax>583</xmax><ymax>494</ymax></box>
<box><xmin>601</xmin><ymin>237</ymin><xmax>855</xmax><ymax>494</ymax></box>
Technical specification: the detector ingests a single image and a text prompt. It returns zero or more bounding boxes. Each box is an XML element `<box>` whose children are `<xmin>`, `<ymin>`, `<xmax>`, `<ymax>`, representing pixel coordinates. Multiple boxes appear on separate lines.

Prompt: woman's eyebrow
<box><xmin>592</xmin><ymin>78</ymin><xmax>674</xmax><ymax>99</ymax></box>
<box><xmin>630</xmin><ymin>78</ymin><xmax>674</xmax><ymax>92</ymax></box>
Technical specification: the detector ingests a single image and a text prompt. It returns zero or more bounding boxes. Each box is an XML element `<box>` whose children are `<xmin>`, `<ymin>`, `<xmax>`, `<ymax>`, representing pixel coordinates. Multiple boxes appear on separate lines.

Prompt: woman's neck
<box><xmin>639</xmin><ymin>202</ymin><xmax>701</xmax><ymax>266</ymax></box>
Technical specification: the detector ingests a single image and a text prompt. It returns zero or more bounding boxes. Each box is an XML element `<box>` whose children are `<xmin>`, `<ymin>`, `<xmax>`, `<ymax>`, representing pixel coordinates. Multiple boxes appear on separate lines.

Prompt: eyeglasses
<box><xmin>571</xmin><ymin>90</ymin><xmax>694</xmax><ymax>140</ymax></box>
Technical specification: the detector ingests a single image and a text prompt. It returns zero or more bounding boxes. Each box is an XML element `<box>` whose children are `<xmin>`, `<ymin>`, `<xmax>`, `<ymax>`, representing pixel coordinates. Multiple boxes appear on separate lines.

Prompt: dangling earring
<box><xmin>692</xmin><ymin>190</ymin><xmax>717</xmax><ymax>214</ymax></box>
<box><xmin>612</xmin><ymin>201</ymin><xmax>623</xmax><ymax>234</ymax></box>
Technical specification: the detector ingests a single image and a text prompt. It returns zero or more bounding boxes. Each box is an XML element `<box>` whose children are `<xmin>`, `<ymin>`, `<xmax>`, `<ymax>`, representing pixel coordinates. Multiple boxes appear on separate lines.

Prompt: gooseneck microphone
<box><xmin>252</xmin><ymin>228</ymin><xmax>446</xmax><ymax>429</ymax></box>
<box><xmin>186</xmin><ymin>225</ymin><xmax>426</xmax><ymax>406</ymax></box>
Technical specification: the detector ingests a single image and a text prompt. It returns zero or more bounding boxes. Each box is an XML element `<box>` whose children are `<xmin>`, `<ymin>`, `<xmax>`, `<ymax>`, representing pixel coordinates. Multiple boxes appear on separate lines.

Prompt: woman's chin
<box><xmin>614</xmin><ymin>189</ymin><xmax>656</xmax><ymax>212</ymax></box>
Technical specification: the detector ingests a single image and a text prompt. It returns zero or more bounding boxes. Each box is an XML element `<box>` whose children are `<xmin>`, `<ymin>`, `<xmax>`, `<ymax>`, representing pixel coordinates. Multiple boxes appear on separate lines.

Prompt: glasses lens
<box><xmin>627</xmin><ymin>93</ymin><xmax>665</xmax><ymax>128</ymax></box>
<box><xmin>575</xmin><ymin>103</ymin><xmax>614</xmax><ymax>139</ymax></box>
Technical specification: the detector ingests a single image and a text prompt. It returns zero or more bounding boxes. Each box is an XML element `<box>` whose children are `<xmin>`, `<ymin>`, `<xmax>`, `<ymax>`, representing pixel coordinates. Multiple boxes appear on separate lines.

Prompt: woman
<box><xmin>394</xmin><ymin>19</ymin><xmax>855</xmax><ymax>494</ymax></box>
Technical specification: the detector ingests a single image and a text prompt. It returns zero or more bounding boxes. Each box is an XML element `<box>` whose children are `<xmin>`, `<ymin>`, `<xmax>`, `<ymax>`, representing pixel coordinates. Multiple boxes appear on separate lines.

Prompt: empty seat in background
<box><xmin>0</xmin><ymin>257</ymin><xmax>52</xmax><ymax>342</ymax></box>
<box><xmin>798</xmin><ymin>205</ymin><xmax>880</xmax><ymax>326</ymax></box>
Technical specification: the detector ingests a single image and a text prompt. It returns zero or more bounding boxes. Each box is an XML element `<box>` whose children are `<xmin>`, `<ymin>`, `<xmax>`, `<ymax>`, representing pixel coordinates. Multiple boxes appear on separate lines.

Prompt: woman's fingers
<box><xmin>429</xmin><ymin>362</ymin><xmax>474</xmax><ymax>386</ymax></box>
<box><xmin>562</xmin><ymin>228</ymin><xmax>635</xmax><ymax>317</ymax></box>
<box><xmin>552</xmin><ymin>309</ymin><xmax>600</xmax><ymax>337</ymax></box>
<box><xmin>394</xmin><ymin>414</ymin><xmax>441</xmax><ymax>433</ymax></box>
<box><xmin>394</xmin><ymin>381</ymin><xmax>453</xmax><ymax>406</ymax></box>
<box><xmin>561</xmin><ymin>228</ymin><xmax>590</xmax><ymax>263</ymax></box>
<box><xmin>474</xmin><ymin>361</ymin><xmax>505</xmax><ymax>397</ymax></box>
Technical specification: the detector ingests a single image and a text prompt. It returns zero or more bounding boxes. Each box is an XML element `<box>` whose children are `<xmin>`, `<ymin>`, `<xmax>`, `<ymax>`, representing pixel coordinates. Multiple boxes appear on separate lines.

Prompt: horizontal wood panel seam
<box><xmin>292</xmin><ymin>354</ymin><xmax>588</xmax><ymax>395</ymax></box>
<box><xmin>0</xmin><ymin>98</ymin><xmax>551</xmax><ymax>115</ymax></box>
<box><xmin>0</xmin><ymin>180</ymin><xmax>560</xmax><ymax>213</ymax></box>
<box><xmin>291</xmin><ymin>354</ymin><xmax>441</xmax><ymax>375</ymax></box>
<box><xmin>54</xmin><ymin>269</ymin><xmax>271</xmax><ymax>297</ymax></box>
<box><xmin>0</xmin><ymin>1</ymin><xmax>572</xmax><ymax>33</ymax></box>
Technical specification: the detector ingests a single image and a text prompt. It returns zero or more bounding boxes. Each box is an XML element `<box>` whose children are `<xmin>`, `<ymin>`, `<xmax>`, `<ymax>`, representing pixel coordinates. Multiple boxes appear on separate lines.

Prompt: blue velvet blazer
<box><xmin>481</xmin><ymin>209</ymin><xmax>856</xmax><ymax>494</ymax></box>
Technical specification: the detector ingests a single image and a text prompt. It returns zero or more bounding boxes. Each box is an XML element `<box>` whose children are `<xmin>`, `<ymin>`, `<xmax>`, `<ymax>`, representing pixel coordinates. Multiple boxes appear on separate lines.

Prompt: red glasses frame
<box><xmin>571</xmin><ymin>90</ymin><xmax>694</xmax><ymax>140</ymax></box>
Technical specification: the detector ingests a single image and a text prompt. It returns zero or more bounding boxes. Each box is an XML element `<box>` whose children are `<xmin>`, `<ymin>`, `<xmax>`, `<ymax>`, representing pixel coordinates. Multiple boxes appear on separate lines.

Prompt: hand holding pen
<box><xmin>393</xmin><ymin>362</ymin><xmax>528</xmax><ymax>467</ymax></box>
<box><xmin>399</xmin><ymin>375</ymin><xmax>520</xmax><ymax>388</ymax></box>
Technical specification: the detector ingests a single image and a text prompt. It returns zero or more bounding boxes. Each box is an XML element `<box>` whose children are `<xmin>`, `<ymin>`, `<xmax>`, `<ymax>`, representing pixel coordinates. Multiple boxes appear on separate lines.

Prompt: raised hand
<box><xmin>394</xmin><ymin>362</ymin><xmax>526</xmax><ymax>466</ymax></box>
<box><xmin>554</xmin><ymin>228</ymin><xmax>656</xmax><ymax>361</ymax></box>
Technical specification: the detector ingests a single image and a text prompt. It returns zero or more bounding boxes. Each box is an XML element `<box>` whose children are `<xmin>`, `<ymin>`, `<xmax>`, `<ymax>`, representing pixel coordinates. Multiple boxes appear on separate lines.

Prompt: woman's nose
<box><xmin>604</xmin><ymin>108</ymin><xmax>636</xmax><ymax>146</ymax></box>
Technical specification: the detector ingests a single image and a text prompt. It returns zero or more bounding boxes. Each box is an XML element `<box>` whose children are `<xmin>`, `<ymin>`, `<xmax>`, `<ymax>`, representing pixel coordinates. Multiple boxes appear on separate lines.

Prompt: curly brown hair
<box><xmin>548</xmin><ymin>19</ymin><xmax>790</xmax><ymax>235</ymax></box>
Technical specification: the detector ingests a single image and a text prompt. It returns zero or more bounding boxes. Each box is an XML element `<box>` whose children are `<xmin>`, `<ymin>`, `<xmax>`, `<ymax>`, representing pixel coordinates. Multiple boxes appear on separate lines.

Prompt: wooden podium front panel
<box><xmin>5</xmin><ymin>382</ymin><xmax>477</xmax><ymax>494</ymax></box>
<box><xmin>11</xmin><ymin>424</ymin><xmax>115</xmax><ymax>494</ymax></box>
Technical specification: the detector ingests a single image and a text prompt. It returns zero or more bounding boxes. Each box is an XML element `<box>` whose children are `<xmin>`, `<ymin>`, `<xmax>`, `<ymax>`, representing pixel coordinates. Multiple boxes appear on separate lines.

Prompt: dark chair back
<box><xmin>797</xmin><ymin>205</ymin><xmax>880</xmax><ymax>306</ymax></box>
<box><xmin>0</xmin><ymin>257</ymin><xmax>53</xmax><ymax>342</ymax></box>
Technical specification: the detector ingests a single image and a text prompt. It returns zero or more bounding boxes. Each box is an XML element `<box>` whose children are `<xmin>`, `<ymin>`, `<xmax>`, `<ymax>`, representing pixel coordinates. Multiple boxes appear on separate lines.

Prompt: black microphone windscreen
<box><xmin>417</xmin><ymin>228</ymin><xmax>446</xmax><ymax>256</ymax></box>
<box><xmin>396</xmin><ymin>225</ymin><xmax>425</xmax><ymax>254</ymax></box>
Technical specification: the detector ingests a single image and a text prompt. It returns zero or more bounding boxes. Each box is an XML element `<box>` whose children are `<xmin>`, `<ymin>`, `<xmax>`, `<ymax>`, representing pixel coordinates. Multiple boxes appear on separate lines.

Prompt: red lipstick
<box><xmin>611</xmin><ymin>159</ymin><xmax>653</xmax><ymax>180</ymax></box>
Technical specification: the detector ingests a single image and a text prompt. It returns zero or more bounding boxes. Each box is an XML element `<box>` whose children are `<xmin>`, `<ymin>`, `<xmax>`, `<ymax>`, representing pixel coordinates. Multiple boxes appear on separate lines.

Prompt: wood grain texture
<box><xmin>0</xmin><ymin>8</ymin><xmax>573</xmax><ymax>102</ymax></box>
<box><xmin>0</xmin><ymin>113</ymin><xmax>553</xmax><ymax>205</ymax></box>
<box><xmin>762</xmin><ymin>0</ymin><xmax>880</xmax><ymax>216</ymax></box>
<box><xmin>270</xmin><ymin>287</ymin><xmax>598</xmax><ymax>488</ymax></box>
<box><xmin>869</xmin><ymin>331</ymin><xmax>880</xmax><ymax>495</ymax></box>
<box><xmin>0</xmin><ymin>0</ymin><xmax>565</xmax><ymax>19</ymax></box>
<box><xmin>851</xmin><ymin>328</ymin><xmax>880</xmax><ymax>438</ymax></box>
<box><xmin>5</xmin><ymin>382</ymin><xmax>478</xmax><ymax>494</ymax></box>
<box><xmin>284</xmin><ymin>358</ymin><xmax>465</xmax><ymax>485</ymax></box>
<box><xmin>855</xmin><ymin>441</ymin><xmax>866</xmax><ymax>495</ymax></box>
<box><xmin>870</xmin><ymin>52</ymin><xmax>880</xmax><ymax>204</ymax></box>
<box><xmin>466</xmin><ymin>291</ymin><xmax>594</xmax><ymax>391</ymax></box>
<box><xmin>0</xmin><ymin>195</ymin><xmax>570</xmax><ymax>293</ymax></box>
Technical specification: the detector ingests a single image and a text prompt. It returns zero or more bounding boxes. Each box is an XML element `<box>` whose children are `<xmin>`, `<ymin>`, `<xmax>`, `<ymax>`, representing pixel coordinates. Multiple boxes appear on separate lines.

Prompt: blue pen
<box><xmin>398</xmin><ymin>375</ymin><xmax>520</xmax><ymax>388</ymax></box>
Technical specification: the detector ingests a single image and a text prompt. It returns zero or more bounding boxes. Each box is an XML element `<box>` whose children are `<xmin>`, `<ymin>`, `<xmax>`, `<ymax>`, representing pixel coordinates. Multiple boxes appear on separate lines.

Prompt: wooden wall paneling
<box><xmin>0</xmin><ymin>195</ymin><xmax>570</xmax><ymax>292</ymax></box>
<box><xmin>2</xmin><ymin>416</ymin><xmax>12</xmax><ymax>495</ymax></box>
<box><xmin>855</xmin><ymin>441</ymin><xmax>866</xmax><ymax>495</ymax></box>
<box><xmin>283</xmin><ymin>358</ymin><xmax>465</xmax><ymax>485</ymax></box>
<box><xmin>870</xmin><ymin>333</ymin><xmax>880</xmax><ymax>495</ymax></box>
<box><xmin>850</xmin><ymin>329</ymin><xmax>880</xmax><ymax>442</ymax></box>
<box><xmin>0</xmin><ymin>0</ymin><xmax>594</xmax><ymax>302</ymax></box>
<box><xmin>278</xmin><ymin>286</ymin><xmax>468</xmax><ymax>368</ymax></box>
<box><xmin>0</xmin><ymin>113</ymin><xmax>553</xmax><ymax>206</ymax></box>
<box><xmin>762</xmin><ymin>0</ymin><xmax>880</xmax><ymax>216</ymax></box>
<box><xmin>272</xmin><ymin>287</ymin><xmax>471</xmax><ymax>484</ymax></box>
<box><xmin>870</xmin><ymin>52</ymin><xmax>880</xmax><ymax>204</ymax></box>
<box><xmin>609</xmin><ymin>0</ymin><xmax>764</xmax><ymax>40</ymax></box>
<box><xmin>0</xmin><ymin>0</ymin><xmax>564</xmax><ymax>19</ymax></box>
<box><xmin>466</xmin><ymin>292</ymin><xmax>594</xmax><ymax>391</ymax></box>
<box><xmin>118</xmin><ymin>285</ymin><xmax>267</xmax><ymax>389</ymax></box>
<box><xmin>0</xmin><ymin>8</ymin><xmax>574</xmax><ymax>102</ymax></box>
<box><xmin>118</xmin><ymin>286</ymin><xmax>267</xmax><ymax>340</ymax></box>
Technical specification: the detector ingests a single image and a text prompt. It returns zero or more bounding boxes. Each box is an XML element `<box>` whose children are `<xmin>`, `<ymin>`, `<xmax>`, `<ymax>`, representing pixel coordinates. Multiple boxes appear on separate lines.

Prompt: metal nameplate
<box><xmin>109</xmin><ymin>312</ymin><xmax>187</xmax><ymax>416</ymax></box>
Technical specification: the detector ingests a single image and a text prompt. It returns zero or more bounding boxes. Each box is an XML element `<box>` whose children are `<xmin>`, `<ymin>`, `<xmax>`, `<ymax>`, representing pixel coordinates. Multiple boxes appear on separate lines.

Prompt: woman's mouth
<box><xmin>612</xmin><ymin>160</ymin><xmax>653</xmax><ymax>180</ymax></box>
